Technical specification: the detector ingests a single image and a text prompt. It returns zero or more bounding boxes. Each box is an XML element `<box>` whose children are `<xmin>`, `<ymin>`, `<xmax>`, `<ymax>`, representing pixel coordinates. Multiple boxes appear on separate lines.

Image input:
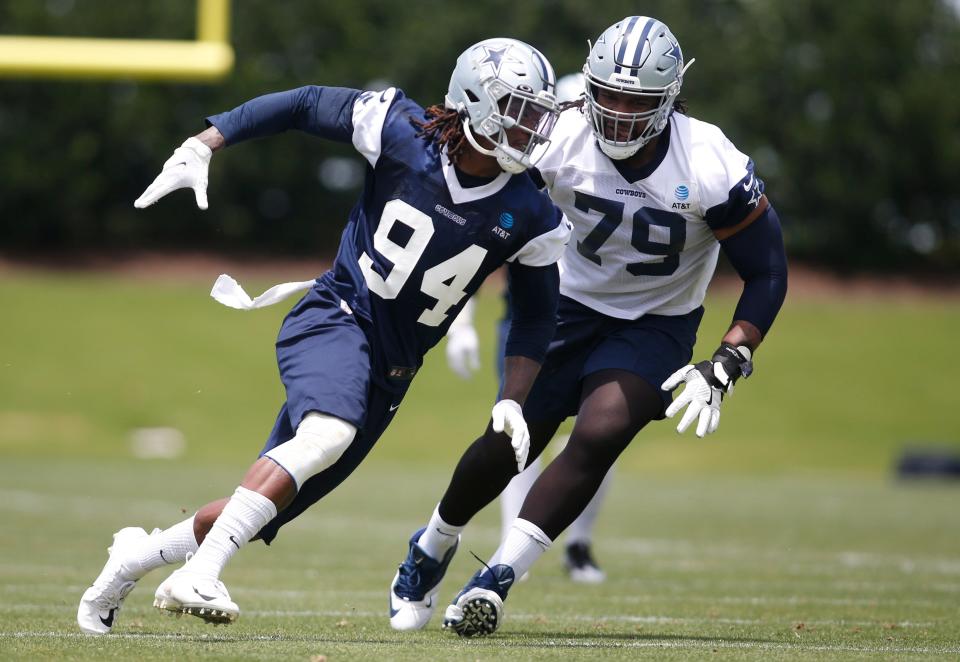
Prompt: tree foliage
<box><xmin>1</xmin><ymin>0</ymin><xmax>957</xmax><ymax>270</ymax></box>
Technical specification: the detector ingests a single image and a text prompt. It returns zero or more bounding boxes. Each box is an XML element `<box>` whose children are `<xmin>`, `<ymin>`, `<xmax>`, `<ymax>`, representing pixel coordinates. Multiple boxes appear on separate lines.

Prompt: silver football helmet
<box><xmin>555</xmin><ymin>72</ymin><xmax>585</xmax><ymax>104</ymax></box>
<box><xmin>446</xmin><ymin>38</ymin><xmax>559</xmax><ymax>174</ymax></box>
<box><xmin>584</xmin><ymin>16</ymin><xmax>694</xmax><ymax>160</ymax></box>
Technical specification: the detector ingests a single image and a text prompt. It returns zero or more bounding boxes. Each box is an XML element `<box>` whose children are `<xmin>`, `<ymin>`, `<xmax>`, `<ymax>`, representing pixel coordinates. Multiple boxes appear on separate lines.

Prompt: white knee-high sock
<box><xmin>488</xmin><ymin>518</ymin><xmax>551</xmax><ymax>579</ymax></box>
<box><xmin>499</xmin><ymin>456</ymin><xmax>542</xmax><ymax>544</ymax></box>
<box><xmin>416</xmin><ymin>504</ymin><xmax>464</xmax><ymax>561</ymax></box>
<box><xmin>565</xmin><ymin>465</ymin><xmax>614</xmax><ymax>545</ymax></box>
<box><xmin>122</xmin><ymin>516</ymin><xmax>199</xmax><ymax>579</ymax></box>
<box><xmin>183</xmin><ymin>487</ymin><xmax>277</xmax><ymax>579</ymax></box>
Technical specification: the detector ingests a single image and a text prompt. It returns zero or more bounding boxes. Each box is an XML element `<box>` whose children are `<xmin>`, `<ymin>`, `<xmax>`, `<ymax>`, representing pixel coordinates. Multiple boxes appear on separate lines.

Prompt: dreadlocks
<box><xmin>413</xmin><ymin>105</ymin><xmax>469</xmax><ymax>165</ymax></box>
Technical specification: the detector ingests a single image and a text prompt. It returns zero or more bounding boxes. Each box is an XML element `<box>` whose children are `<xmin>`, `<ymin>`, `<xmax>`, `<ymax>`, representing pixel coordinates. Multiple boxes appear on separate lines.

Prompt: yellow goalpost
<box><xmin>0</xmin><ymin>0</ymin><xmax>233</xmax><ymax>81</ymax></box>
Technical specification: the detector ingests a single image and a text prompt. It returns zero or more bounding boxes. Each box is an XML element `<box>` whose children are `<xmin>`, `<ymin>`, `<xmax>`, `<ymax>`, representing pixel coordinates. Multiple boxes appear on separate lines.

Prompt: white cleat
<box><xmin>568</xmin><ymin>564</ymin><xmax>606</xmax><ymax>584</ymax></box>
<box><xmin>564</xmin><ymin>541</ymin><xmax>606</xmax><ymax>584</ymax></box>
<box><xmin>77</xmin><ymin>527</ymin><xmax>151</xmax><ymax>635</ymax></box>
<box><xmin>442</xmin><ymin>564</ymin><xmax>513</xmax><ymax>637</ymax></box>
<box><xmin>388</xmin><ymin>528</ymin><xmax>459</xmax><ymax>631</ymax></box>
<box><xmin>153</xmin><ymin>570</ymin><xmax>239</xmax><ymax>624</ymax></box>
<box><xmin>442</xmin><ymin>587</ymin><xmax>504</xmax><ymax>638</ymax></box>
<box><xmin>388</xmin><ymin>569</ymin><xmax>438</xmax><ymax>631</ymax></box>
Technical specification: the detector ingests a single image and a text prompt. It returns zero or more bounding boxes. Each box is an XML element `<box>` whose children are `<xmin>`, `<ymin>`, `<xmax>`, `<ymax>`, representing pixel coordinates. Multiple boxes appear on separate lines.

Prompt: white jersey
<box><xmin>536</xmin><ymin>108</ymin><xmax>764</xmax><ymax>319</ymax></box>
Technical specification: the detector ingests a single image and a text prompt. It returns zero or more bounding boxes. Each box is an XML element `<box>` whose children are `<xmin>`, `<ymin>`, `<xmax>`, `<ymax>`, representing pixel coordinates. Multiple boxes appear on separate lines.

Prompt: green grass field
<box><xmin>1</xmin><ymin>271</ymin><xmax>958</xmax><ymax>659</ymax></box>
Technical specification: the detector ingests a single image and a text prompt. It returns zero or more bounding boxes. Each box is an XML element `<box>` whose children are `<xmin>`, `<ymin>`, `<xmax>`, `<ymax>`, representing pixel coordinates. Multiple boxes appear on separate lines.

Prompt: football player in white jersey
<box><xmin>389</xmin><ymin>16</ymin><xmax>788</xmax><ymax>637</ymax></box>
<box><xmin>77</xmin><ymin>38</ymin><xmax>570</xmax><ymax>635</ymax></box>
<box><xmin>445</xmin><ymin>73</ymin><xmax>614</xmax><ymax>585</ymax></box>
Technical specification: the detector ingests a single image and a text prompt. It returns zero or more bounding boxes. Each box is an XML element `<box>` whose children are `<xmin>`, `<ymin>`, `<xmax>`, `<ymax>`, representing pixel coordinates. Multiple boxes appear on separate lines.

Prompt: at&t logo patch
<box><xmin>492</xmin><ymin>211</ymin><xmax>514</xmax><ymax>240</ymax></box>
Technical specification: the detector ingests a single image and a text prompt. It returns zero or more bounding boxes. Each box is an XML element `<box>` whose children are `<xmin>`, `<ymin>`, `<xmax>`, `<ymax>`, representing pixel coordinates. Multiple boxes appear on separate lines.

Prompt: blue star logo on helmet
<box><xmin>499</xmin><ymin>212</ymin><xmax>515</xmax><ymax>229</ymax></box>
<box><xmin>674</xmin><ymin>185</ymin><xmax>689</xmax><ymax>201</ymax></box>
<box><xmin>664</xmin><ymin>41</ymin><xmax>683</xmax><ymax>68</ymax></box>
<box><xmin>480</xmin><ymin>45</ymin><xmax>517</xmax><ymax>75</ymax></box>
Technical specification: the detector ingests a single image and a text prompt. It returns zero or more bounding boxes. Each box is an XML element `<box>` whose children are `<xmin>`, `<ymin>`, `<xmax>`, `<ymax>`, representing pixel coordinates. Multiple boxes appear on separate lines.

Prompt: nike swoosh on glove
<box><xmin>661</xmin><ymin>344</ymin><xmax>753</xmax><ymax>438</ymax></box>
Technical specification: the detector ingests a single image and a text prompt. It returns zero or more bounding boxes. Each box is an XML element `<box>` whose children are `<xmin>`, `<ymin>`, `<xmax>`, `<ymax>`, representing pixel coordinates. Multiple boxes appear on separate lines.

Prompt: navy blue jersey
<box><xmin>207</xmin><ymin>86</ymin><xmax>569</xmax><ymax>390</ymax></box>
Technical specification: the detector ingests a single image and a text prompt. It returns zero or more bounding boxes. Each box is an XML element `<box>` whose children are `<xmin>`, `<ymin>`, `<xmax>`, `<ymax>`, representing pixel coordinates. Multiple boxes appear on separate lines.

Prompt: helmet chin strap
<box><xmin>461</xmin><ymin>118</ymin><xmax>526</xmax><ymax>174</ymax></box>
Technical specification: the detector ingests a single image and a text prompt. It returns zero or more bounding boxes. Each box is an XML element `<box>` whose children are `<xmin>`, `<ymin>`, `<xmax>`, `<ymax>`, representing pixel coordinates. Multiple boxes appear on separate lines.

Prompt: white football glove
<box><xmin>445</xmin><ymin>299</ymin><xmax>480</xmax><ymax>379</ymax></box>
<box><xmin>446</xmin><ymin>325</ymin><xmax>480</xmax><ymax>379</ymax></box>
<box><xmin>491</xmin><ymin>399</ymin><xmax>529</xmax><ymax>473</ymax></box>
<box><xmin>134</xmin><ymin>137</ymin><xmax>212</xmax><ymax>210</ymax></box>
<box><xmin>661</xmin><ymin>344</ymin><xmax>753</xmax><ymax>438</ymax></box>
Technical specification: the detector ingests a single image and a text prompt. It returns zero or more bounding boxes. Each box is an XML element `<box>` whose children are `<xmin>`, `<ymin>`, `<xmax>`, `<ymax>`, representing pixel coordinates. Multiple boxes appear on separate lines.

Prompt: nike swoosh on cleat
<box><xmin>388</xmin><ymin>592</ymin><xmax>400</xmax><ymax>618</ymax></box>
<box><xmin>99</xmin><ymin>609</ymin><xmax>116</xmax><ymax>628</ymax></box>
<box><xmin>193</xmin><ymin>586</ymin><xmax>219</xmax><ymax>601</ymax></box>
<box><xmin>435</xmin><ymin>527</ymin><xmax>456</xmax><ymax>537</ymax></box>
<box><xmin>229</xmin><ymin>535</ymin><xmax>240</xmax><ymax>549</ymax></box>
<box><xmin>498</xmin><ymin>579</ymin><xmax>512</xmax><ymax>586</ymax></box>
<box><xmin>388</xmin><ymin>594</ymin><xmax>431</xmax><ymax>618</ymax></box>
<box><xmin>160</xmin><ymin>549</ymin><xmax>169</xmax><ymax>563</ymax></box>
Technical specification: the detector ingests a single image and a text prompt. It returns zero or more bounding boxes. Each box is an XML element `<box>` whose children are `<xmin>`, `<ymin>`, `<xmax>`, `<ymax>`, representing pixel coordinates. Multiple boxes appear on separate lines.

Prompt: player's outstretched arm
<box><xmin>134</xmin><ymin>127</ymin><xmax>223</xmax><ymax>210</ymax></box>
<box><xmin>662</xmin><ymin>204</ymin><xmax>788</xmax><ymax>437</ymax></box>
<box><xmin>135</xmin><ymin>86</ymin><xmax>362</xmax><ymax>211</ymax></box>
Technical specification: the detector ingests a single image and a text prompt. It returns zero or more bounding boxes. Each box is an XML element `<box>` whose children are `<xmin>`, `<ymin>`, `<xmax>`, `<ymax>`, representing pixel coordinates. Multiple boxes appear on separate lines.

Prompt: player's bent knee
<box><xmin>264</xmin><ymin>412</ymin><xmax>357</xmax><ymax>490</ymax></box>
<box><xmin>563</xmin><ymin>435</ymin><xmax>624</xmax><ymax>473</ymax></box>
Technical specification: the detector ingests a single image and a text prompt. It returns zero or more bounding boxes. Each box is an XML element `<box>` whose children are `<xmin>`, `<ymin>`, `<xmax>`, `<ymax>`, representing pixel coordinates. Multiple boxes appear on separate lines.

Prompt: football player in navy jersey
<box><xmin>390</xmin><ymin>17</ymin><xmax>788</xmax><ymax>637</ymax></box>
<box><xmin>77</xmin><ymin>38</ymin><xmax>572</xmax><ymax>634</ymax></box>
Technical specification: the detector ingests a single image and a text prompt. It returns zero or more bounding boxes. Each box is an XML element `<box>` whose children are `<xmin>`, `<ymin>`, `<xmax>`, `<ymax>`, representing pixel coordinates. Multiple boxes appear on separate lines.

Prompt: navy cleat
<box><xmin>389</xmin><ymin>527</ymin><xmax>459</xmax><ymax>631</ymax></box>
<box><xmin>442</xmin><ymin>563</ymin><xmax>515</xmax><ymax>637</ymax></box>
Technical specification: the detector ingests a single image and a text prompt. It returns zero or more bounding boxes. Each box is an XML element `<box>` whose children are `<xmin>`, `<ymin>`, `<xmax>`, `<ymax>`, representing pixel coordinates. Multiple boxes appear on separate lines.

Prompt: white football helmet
<box><xmin>584</xmin><ymin>16</ymin><xmax>694</xmax><ymax>160</ymax></box>
<box><xmin>555</xmin><ymin>72</ymin><xmax>585</xmax><ymax>104</ymax></box>
<box><xmin>446</xmin><ymin>38</ymin><xmax>559</xmax><ymax>174</ymax></box>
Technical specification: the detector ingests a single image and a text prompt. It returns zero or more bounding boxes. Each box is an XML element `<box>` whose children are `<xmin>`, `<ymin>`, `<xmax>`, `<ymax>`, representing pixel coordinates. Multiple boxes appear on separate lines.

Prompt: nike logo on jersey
<box><xmin>229</xmin><ymin>535</ymin><xmax>241</xmax><ymax>549</ymax></box>
<box><xmin>99</xmin><ymin>608</ymin><xmax>116</xmax><ymax>628</ymax></box>
<box><xmin>389</xmin><ymin>403</ymin><xmax>401</xmax><ymax>412</ymax></box>
<box><xmin>742</xmin><ymin>173</ymin><xmax>755</xmax><ymax>191</ymax></box>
